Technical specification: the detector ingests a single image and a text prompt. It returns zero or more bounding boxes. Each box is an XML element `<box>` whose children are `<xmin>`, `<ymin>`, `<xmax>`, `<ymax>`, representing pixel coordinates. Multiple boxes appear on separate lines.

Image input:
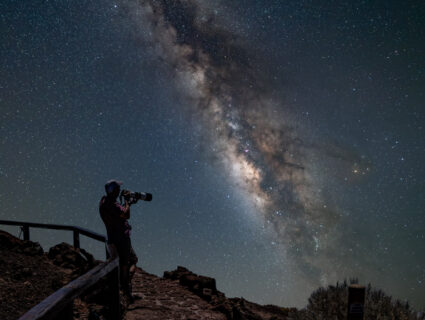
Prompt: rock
<box><xmin>163</xmin><ymin>266</ymin><xmax>293</xmax><ymax>320</ymax></box>
<box><xmin>0</xmin><ymin>231</ymin><xmax>23</xmax><ymax>249</ymax></box>
<box><xmin>22</xmin><ymin>268</ymin><xmax>31</xmax><ymax>276</ymax></box>
<box><xmin>47</xmin><ymin>242</ymin><xmax>99</xmax><ymax>276</ymax></box>
<box><xmin>203</xmin><ymin>288</ymin><xmax>213</xmax><ymax>298</ymax></box>
<box><xmin>127</xmin><ymin>268</ymin><xmax>227</xmax><ymax>320</ymax></box>
<box><xmin>164</xmin><ymin>266</ymin><xmax>217</xmax><ymax>297</ymax></box>
<box><xmin>0</xmin><ymin>231</ymin><xmax>82</xmax><ymax>320</ymax></box>
<box><xmin>50</xmin><ymin>278</ymin><xmax>63</xmax><ymax>290</ymax></box>
<box><xmin>0</xmin><ymin>230</ymin><xmax>44</xmax><ymax>256</ymax></box>
<box><xmin>163</xmin><ymin>266</ymin><xmax>190</xmax><ymax>280</ymax></box>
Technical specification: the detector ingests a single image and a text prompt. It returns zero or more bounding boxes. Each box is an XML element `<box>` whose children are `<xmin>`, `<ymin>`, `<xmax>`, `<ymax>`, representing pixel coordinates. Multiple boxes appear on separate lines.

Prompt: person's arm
<box><xmin>120</xmin><ymin>200</ymin><xmax>131</xmax><ymax>219</ymax></box>
<box><xmin>113</xmin><ymin>200</ymin><xmax>130</xmax><ymax>219</ymax></box>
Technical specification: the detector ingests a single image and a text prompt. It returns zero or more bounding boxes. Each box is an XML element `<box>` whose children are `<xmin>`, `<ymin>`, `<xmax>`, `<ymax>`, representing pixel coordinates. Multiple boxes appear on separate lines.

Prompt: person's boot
<box><xmin>123</xmin><ymin>285</ymin><xmax>135</xmax><ymax>305</ymax></box>
<box><xmin>126</xmin><ymin>293</ymin><xmax>135</xmax><ymax>305</ymax></box>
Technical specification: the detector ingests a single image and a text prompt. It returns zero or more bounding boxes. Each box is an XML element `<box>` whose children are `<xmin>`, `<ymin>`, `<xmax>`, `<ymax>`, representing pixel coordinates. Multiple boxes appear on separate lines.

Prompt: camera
<box><xmin>120</xmin><ymin>189</ymin><xmax>152</xmax><ymax>205</ymax></box>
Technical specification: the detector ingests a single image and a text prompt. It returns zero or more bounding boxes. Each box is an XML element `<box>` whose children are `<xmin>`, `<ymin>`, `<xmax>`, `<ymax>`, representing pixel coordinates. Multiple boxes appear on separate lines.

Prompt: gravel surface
<box><xmin>126</xmin><ymin>268</ymin><xmax>227</xmax><ymax>320</ymax></box>
<box><xmin>0</xmin><ymin>230</ymin><xmax>72</xmax><ymax>320</ymax></box>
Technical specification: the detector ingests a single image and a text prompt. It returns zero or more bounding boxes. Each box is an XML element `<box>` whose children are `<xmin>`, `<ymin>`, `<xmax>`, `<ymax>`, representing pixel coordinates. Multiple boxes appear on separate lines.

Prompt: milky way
<box><xmin>2</xmin><ymin>0</ymin><xmax>424</xmax><ymax>309</ymax></box>
<box><xmin>124</xmin><ymin>0</ymin><xmax>365</xmax><ymax>283</ymax></box>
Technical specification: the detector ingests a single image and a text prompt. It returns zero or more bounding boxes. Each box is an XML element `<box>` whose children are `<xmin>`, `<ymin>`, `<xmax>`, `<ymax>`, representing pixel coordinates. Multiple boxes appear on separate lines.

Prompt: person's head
<box><xmin>104</xmin><ymin>179</ymin><xmax>122</xmax><ymax>199</ymax></box>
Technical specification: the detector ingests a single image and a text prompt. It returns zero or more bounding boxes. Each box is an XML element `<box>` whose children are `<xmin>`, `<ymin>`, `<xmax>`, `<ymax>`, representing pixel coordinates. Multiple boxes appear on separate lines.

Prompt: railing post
<box><xmin>109</xmin><ymin>262</ymin><xmax>121</xmax><ymax>319</ymax></box>
<box><xmin>347</xmin><ymin>284</ymin><xmax>365</xmax><ymax>320</ymax></box>
<box><xmin>73</xmin><ymin>230</ymin><xmax>80</xmax><ymax>249</ymax></box>
<box><xmin>22</xmin><ymin>225</ymin><xmax>30</xmax><ymax>241</ymax></box>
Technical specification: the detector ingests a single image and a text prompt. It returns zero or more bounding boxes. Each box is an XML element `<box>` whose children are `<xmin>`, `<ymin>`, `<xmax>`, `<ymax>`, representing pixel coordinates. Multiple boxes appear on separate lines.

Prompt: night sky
<box><xmin>1</xmin><ymin>0</ymin><xmax>424</xmax><ymax>309</ymax></box>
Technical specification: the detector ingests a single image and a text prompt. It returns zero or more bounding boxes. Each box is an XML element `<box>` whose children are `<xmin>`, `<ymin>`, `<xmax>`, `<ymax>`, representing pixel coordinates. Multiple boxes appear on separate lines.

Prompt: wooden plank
<box><xmin>18</xmin><ymin>258</ymin><xmax>119</xmax><ymax>320</ymax></box>
<box><xmin>0</xmin><ymin>220</ymin><xmax>106</xmax><ymax>243</ymax></box>
<box><xmin>0</xmin><ymin>220</ymin><xmax>74</xmax><ymax>231</ymax></box>
<box><xmin>76</xmin><ymin>227</ymin><xmax>106</xmax><ymax>242</ymax></box>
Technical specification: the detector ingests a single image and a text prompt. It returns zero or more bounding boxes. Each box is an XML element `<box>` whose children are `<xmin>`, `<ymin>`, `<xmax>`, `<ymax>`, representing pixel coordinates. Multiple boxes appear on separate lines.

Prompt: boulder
<box><xmin>164</xmin><ymin>266</ymin><xmax>217</xmax><ymax>300</ymax></box>
<box><xmin>0</xmin><ymin>230</ymin><xmax>43</xmax><ymax>256</ymax></box>
<box><xmin>163</xmin><ymin>266</ymin><xmax>290</xmax><ymax>320</ymax></box>
<box><xmin>47</xmin><ymin>242</ymin><xmax>99</xmax><ymax>276</ymax></box>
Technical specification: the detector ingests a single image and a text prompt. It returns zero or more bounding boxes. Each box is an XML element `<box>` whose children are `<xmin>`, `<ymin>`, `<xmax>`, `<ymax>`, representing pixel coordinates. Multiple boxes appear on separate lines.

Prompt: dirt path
<box><xmin>125</xmin><ymin>268</ymin><xmax>226</xmax><ymax>320</ymax></box>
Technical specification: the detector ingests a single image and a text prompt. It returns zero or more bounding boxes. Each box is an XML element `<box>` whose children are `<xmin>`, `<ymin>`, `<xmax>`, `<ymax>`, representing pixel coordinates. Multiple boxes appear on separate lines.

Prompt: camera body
<box><xmin>120</xmin><ymin>189</ymin><xmax>153</xmax><ymax>205</ymax></box>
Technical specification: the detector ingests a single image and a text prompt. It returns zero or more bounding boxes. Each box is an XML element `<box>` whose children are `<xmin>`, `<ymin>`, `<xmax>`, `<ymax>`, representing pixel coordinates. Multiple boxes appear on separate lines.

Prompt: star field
<box><xmin>0</xmin><ymin>0</ymin><xmax>424</xmax><ymax>309</ymax></box>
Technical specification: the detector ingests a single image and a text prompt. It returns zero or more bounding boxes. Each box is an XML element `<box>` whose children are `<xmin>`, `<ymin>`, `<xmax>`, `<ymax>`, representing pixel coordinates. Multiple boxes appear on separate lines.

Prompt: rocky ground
<box><xmin>0</xmin><ymin>230</ymin><xmax>100</xmax><ymax>320</ymax></box>
<box><xmin>125</xmin><ymin>266</ymin><xmax>298</xmax><ymax>320</ymax></box>
<box><xmin>0</xmin><ymin>230</ymin><xmax>69</xmax><ymax>320</ymax></box>
<box><xmin>127</xmin><ymin>269</ymin><xmax>227</xmax><ymax>320</ymax></box>
<box><xmin>0</xmin><ymin>230</ymin><xmax>293</xmax><ymax>320</ymax></box>
<box><xmin>1</xmin><ymin>230</ymin><xmax>423</xmax><ymax>320</ymax></box>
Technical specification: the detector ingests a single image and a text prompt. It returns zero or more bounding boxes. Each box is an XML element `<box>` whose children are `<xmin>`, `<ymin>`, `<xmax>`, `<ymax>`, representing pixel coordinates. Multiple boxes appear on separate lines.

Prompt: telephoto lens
<box><xmin>135</xmin><ymin>192</ymin><xmax>152</xmax><ymax>201</ymax></box>
<box><xmin>120</xmin><ymin>190</ymin><xmax>153</xmax><ymax>204</ymax></box>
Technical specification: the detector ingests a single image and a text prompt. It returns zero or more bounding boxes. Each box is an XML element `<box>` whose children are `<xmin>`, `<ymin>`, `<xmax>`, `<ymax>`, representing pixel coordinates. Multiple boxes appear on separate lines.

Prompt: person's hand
<box><xmin>121</xmin><ymin>190</ymin><xmax>131</xmax><ymax>197</ymax></box>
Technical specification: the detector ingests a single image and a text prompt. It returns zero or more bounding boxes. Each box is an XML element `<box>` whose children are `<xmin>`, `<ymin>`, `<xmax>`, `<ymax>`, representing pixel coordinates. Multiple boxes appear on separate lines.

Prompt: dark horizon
<box><xmin>1</xmin><ymin>0</ymin><xmax>424</xmax><ymax>309</ymax></box>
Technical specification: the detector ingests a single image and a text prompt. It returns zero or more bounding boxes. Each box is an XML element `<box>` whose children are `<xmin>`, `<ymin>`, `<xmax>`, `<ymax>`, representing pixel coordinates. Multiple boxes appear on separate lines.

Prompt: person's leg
<box><xmin>129</xmin><ymin>264</ymin><xmax>136</xmax><ymax>282</ymax></box>
<box><xmin>120</xmin><ymin>263</ymin><xmax>130</xmax><ymax>293</ymax></box>
<box><xmin>128</xmin><ymin>243</ymin><xmax>138</xmax><ymax>282</ymax></box>
<box><xmin>107</xmin><ymin>243</ymin><xmax>118</xmax><ymax>259</ymax></box>
<box><xmin>118</xmin><ymin>238</ymin><xmax>132</xmax><ymax>297</ymax></box>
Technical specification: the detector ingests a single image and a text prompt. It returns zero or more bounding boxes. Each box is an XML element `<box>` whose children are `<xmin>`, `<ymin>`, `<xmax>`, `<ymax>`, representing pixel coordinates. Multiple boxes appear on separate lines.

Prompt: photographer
<box><xmin>99</xmin><ymin>180</ymin><xmax>138</xmax><ymax>302</ymax></box>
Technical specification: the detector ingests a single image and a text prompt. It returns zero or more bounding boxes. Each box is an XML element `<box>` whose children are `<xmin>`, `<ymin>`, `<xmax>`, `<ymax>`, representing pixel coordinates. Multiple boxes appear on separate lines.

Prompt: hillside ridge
<box><xmin>1</xmin><ymin>230</ymin><xmax>423</xmax><ymax>320</ymax></box>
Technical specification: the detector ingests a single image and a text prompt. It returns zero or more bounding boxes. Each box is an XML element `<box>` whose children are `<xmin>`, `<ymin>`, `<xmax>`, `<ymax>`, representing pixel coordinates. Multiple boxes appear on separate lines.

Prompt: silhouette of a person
<box><xmin>99</xmin><ymin>180</ymin><xmax>138</xmax><ymax>301</ymax></box>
